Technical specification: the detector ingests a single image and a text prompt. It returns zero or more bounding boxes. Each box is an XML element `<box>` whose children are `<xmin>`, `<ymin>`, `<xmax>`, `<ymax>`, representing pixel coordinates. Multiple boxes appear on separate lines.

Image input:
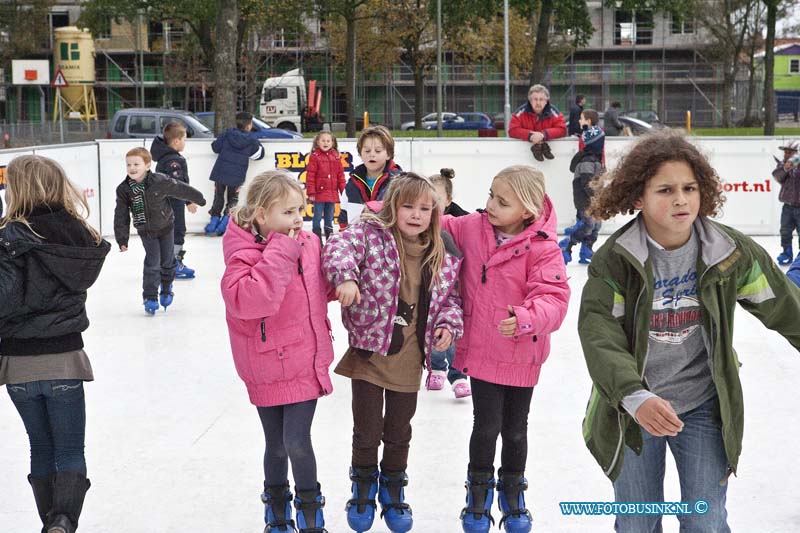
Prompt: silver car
<box><xmin>107</xmin><ymin>108</ymin><xmax>213</xmax><ymax>139</ymax></box>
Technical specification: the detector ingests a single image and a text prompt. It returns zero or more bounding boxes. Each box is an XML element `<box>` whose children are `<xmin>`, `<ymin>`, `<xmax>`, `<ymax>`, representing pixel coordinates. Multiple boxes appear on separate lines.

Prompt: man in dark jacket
<box><xmin>567</xmin><ymin>94</ymin><xmax>585</xmax><ymax>136</ymax></box>
<box><xmin>114</xmin><ymin>147</ymin><xmax>206</xmax><ymax>314</ymax></box>
<box><xmin>205</xmin><ymin>112</ymin><xmax>265</xmax><ymax>236</ymax></box>
<box><xmin>508</xmin><ymin>84</ymin><xmax>567</xmax><ymax>161</ymax></box>
<box><xmin>603</xmin><ymin>101</ymin><xmax>624</xmax><ymax>136</ymax></box>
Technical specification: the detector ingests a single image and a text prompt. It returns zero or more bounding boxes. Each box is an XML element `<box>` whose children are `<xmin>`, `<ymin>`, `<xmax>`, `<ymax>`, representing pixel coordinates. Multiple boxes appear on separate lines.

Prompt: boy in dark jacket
<box><xmin>114</xmin><ymin>147</ymin><xmax>206</xmax><ymax>315</ymax></box>
<box><xmin>560</xmin><ymin>108</ymin><xmax>605</xmax><ymax>265</ymax></box>
<box><xmin>205</xmin><ymin>112</ymin><xmax>265</xmax><ymax>236</ymax></box>
<box><xmin>341</xmin><ymin>125</ymin><xmax>403</xmax><ymax>227</ymax></box>
<box><xmin>151</xmin><ymin>121</ymin><xmax>198</xmax><ymax>279</ymax></box>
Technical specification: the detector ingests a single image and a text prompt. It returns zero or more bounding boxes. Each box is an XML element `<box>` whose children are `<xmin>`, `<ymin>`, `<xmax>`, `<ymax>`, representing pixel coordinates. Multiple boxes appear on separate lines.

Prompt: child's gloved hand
<box><xmin>336</xmin><ymin>280</ymin><xmax>361</xmax><ymax>306</ymax></box>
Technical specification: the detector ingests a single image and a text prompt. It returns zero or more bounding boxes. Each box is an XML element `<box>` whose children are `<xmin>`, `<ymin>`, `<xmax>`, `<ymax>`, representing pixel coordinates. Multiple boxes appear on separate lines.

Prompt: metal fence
<box><xmin>0</xmin><ymin>120</ymin><xmax>110</xmax><ymax>148</ymax></box>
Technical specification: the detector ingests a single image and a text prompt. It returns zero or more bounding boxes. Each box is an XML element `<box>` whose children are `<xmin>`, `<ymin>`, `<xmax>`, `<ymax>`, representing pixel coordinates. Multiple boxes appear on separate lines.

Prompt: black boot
<box><xmin>28</xmin><ymin>474</ymin><xmax>54</xmax><ymax>533</ymax></box>
<box><xmin>324</xmin><ymin>227</ymin><xmax>333</xmax><ymax>244</ymax></box>
<box><xmin>541</xmin><ymin>142</ymin><xmax>554</xmax><ymax>160</ymax></box>
<box><xmin>261</xmin><ymin>482</ymin><xmax>296</xmax><ymax>532</ymax></box>
<box><xmin>530</xmin><ymin>144</ymin><xmax>544</xmax><ymax>161</ymax></box>
<box><xmin>294</xmin><ymin>483</ymin><xmax>327</xmax><ymax>532</ymax></box>
<box><xmin>46</xmin><ymin>471</ymin><xmax>90</xmax><ymax>533</ymax></box>
<box><xmin>312</xmin><ymin>228</ymin><xmax>323</xmax><ymax>242</ymax></box>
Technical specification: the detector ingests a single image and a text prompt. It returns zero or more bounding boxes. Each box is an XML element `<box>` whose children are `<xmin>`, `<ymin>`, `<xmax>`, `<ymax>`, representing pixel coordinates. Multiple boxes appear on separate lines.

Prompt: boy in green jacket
<box><xmin>578</xmin><ymin>129</ymin><xmax>800</xmax><ymax>532</ymax></box>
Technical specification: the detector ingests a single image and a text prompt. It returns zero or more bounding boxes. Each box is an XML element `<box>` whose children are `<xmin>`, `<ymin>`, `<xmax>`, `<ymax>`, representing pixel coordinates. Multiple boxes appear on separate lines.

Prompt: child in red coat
<box><xmin>305</xmin><ymin>131</ymin><xmax>346</xmax><ymax>243</ymax></box>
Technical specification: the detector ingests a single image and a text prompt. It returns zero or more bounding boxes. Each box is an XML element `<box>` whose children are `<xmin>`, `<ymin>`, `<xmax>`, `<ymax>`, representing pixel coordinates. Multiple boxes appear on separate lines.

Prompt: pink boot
<box><xmin>452</xmin><ymin>379</ymin><xmax>472</xmax><ymax>399</ymax></box>
<box><xmin>425</xmin><ymin>370</ymin><xmax>446</xmax><ymax>391</ymax></box>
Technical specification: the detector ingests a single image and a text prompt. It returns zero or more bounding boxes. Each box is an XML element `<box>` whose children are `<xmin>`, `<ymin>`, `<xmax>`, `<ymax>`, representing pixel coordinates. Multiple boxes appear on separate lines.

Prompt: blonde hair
<box><xmin>493</xmin><ymin>165</ymin><xmax>546</xmax><ymax>222</ymax></box>
<box><xmin>0</xmin><ymin>155</ymin><xmax>101</xmax><ymax>243</ymax></box>
<box><xmin>360</xmin><ymin>173</ymin><xmax>445</xmax><ymax>288</ymax></box>
<box><xmin>230</xmin><ymin>170</ymin><xmax>304</xmax><ymax>231</ymax></box>
<box><xmin>357</xmin><ymin>125</ymin><xmax>395</xmax><ymax>159</ymax></box>
<box><xmin>312</xmin><ymin>131</ymin><xmax>338</xmax><ymax>152</ymax></box>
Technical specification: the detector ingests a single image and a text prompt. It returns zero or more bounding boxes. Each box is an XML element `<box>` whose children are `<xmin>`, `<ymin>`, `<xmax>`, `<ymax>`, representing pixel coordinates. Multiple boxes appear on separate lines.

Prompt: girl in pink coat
<box><xmin>220</xmin><ymin>170</ymin><xmax>333</xmax><ymax>533</ymax></box>
<box><xmin>440</xmin><ymin>165</ymin><xmax>570</xmax><ymax>533</ymax></box>
<box><xmin>305</xmin><ymin>131</ymin><xmax>346</xmax><ymax>243</ymax></box>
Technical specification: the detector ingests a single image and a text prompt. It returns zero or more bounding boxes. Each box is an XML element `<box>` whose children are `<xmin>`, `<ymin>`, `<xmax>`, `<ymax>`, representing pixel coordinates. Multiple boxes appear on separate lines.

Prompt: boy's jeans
<box><xmin>141</xmin><ymin>231</ymin><xmax>176</xmax><ymax>300</ymax></box>
<box><xmin>7</xmin><ymin>380</ymin><xmax>87</xmax><ymax>477</ymax></box>
<box><xmin>311</xmin><ymin>201</ymin><xmax>335</xmax><ymax>233</ymax></box>
<box><xmin>612</xmin><ymin>397</ymin><xmax>730</xmax><ymax>533</ymax></box>
<box><xmin>429</xmin><ymin>345</ymin><xmax>466</xmax><ymax>384</ymax></box>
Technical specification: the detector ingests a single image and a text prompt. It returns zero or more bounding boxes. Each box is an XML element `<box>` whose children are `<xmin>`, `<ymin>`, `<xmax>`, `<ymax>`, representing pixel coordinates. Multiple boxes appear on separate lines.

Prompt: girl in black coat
<box><xmin>0</xmin><ymin>155</ymin><xmax>110</xmax><ymax>533</ymax></box>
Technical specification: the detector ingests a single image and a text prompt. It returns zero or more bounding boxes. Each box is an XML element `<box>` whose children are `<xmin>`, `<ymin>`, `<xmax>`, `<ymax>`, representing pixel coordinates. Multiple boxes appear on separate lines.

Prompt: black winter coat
<box><xmin>114</xmin><ymin>171</ymin><xmax>206</xmax><ymax>248</ymax></box>
<box><xmin>151</xmin><ymin>135</ymin><xmax>189</xmax><ymax>184</ymax></box>
<box><xmin>0</xmin><ymin>205</ymin><xmax>110</xmax><ymax>355</ymax></box>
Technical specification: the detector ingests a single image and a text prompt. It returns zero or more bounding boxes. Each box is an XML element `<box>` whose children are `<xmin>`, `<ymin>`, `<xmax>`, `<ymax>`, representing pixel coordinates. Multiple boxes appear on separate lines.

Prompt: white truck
<box><xmin>258</xmin><ymin>68</ymin><xmax>323</xmax><ymax>133</ymax></box>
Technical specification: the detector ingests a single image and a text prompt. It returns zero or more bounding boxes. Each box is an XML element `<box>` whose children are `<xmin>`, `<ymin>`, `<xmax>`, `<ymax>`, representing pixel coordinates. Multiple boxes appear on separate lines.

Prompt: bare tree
<box><xmin>212</xmin><ymin>0</ymin><xmax>238</xmax><ymax>134</ymax></box>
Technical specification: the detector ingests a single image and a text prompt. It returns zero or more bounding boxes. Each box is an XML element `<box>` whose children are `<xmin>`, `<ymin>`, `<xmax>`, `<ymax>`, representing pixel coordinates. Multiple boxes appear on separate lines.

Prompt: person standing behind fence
<box><xmin>773</xmin><ymin>140</ymin><xmax>800</xmax><ymax>265</ymax></box>
<box><xmin>567</xmin><ymin>94</ymin><xmax>585</xmax><ymax>137</ymax></box>
<box><xmin>151</xmin><ymin>122</ymin><xmax>200</xmax><ymax>279</ymax></box>
<box><xmin>0</xmin><ymin>155</ymin><xmax>111</xmax><ymax>533</ymax></box>
<box><xmin>306</xmin><ymin>130</ymin><xmax>346</xmax><ymax>244</ymax></box>
<box><xmin>205</xmin><ymin>112</ymin><xmax>266</xmax><ymax>237</ymax></box>
<box><xmin>508</xmin><ymin>84</ymin><xmax>567</xmax><ymax>162</ymax></box>
<box><xmin>603</xmin><ymin>101</ymin><xmax>624</xmax><ymax>136</ymax></box>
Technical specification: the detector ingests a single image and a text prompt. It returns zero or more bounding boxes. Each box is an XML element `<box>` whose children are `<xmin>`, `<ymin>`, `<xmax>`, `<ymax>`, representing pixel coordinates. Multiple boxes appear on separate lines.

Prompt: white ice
<box><xmin>2</xmin><ymin>233</ymin><xmax>800</xmax><ymax>533</ymax></box>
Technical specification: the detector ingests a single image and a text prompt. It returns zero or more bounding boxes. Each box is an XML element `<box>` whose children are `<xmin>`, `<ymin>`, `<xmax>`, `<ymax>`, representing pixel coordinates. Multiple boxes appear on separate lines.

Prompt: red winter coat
<box><xmin>508</xmin><ymin>102</ymin><xmax>567</xmax><ymax>143</ymax></box>
<box><xmin>306</xmin><ymin>148</ymin><xmax>346</xmax><ymax>203</ymax></box>
<box><xmin>221</xmin><ymin>222</ymin><xmax>334</xmax><ymax>407</ymax></box>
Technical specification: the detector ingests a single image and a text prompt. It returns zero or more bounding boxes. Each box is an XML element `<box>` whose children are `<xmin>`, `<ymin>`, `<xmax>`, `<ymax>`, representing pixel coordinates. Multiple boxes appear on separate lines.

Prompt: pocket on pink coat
<box><xmin>250</xmin><ymin>325</ymin><xmax>309</xmax><ymax>384</ymax></box>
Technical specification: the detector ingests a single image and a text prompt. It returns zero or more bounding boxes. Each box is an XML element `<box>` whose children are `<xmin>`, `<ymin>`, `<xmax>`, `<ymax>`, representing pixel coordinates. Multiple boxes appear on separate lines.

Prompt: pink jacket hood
<box><xmin>221</xmin><ymin>221</ymin><xmax>334</xmax><ymax>406</ymax></box>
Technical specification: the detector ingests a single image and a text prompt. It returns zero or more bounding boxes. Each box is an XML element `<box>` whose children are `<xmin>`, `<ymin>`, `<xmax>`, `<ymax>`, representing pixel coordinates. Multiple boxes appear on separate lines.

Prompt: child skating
<box><xmin>439</xmin><ymin>165</ymin><xmax>570</xmax><ymax>533</ymax></box>
<box><xmin>579</xmin><ymin>129</ymin><xmax>800</xmax><ymax>532</ymax></box>
<box><xmin>113</xmin><ymin>147</ymin><xmax>205</xmax><ymax>314</ymax></box>
<box><xmin>323</xmin><ymin>173</ymin><xmax>463</xmax><ymax>532</ymax></box>
<box><xmin>221</xmin><ymin>171</ymin><xmax>334</xmax><ymax>533</ymax></box>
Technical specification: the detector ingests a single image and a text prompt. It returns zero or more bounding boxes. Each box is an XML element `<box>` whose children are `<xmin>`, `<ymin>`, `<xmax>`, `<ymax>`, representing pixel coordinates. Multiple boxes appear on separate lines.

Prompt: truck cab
<box><xmin>259</xmin><ymin>69</ymin><xmax>306</xmax><ymax>132</ymax></box>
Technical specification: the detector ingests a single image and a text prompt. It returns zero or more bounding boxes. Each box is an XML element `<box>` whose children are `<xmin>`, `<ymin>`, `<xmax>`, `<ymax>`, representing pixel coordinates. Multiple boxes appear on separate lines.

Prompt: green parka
<box><xmin>579</xmin><ymin>215</ymin><xmax>800</xmax><ymax>480</ymax></box>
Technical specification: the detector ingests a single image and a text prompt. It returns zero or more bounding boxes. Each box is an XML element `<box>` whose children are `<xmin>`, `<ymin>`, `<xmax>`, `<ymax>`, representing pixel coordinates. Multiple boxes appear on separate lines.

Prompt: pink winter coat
<box><xmin>221</xmin><ymin>222</ymin><xmax>334</xmax><ymax>407</ymax></box>
<box><xmin>441</xmin><ymin>196</ymin><xmax>570</xmax><ymax>387</ymax></box>
<box><xmin>322</xmin><ymin>218</ymin><xmax>464</xmax><ymax>362</ymax></box>
<box><xmin>306</xmin><ymin>148</ymin><xmax>346</xmax><ymax>203</ymax></box>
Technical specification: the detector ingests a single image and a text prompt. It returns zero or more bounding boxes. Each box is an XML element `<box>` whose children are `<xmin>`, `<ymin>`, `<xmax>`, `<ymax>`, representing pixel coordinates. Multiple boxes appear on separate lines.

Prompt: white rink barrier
<box><xmin>0</xmin><ymin>136</ymin><xmax>793</xmax><ymax>237</ymax></box>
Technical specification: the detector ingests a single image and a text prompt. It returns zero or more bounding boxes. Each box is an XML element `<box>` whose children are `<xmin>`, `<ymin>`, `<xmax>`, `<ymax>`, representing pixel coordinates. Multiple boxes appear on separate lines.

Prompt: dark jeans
<box><xmin>569</xmin><ymin>176</ymin><xmax>601</xmax><ymax>247</ymax></box>
<box><xmin>169</xmin><ymin>198</ymin><xmax>186</xmax><ymax>247</ymax></box>
<box><xmin>7</xmin><ymin>379</ymin><xmax>87</xmax><ymax>477</ymax></box>
<box><xmin>468</xmin><ymin>377</ymin><xmax>534</xmax><ymax>473</ymax></box>
<box><xmin>429</xmin><ymin>344</ymin><xmax>467</xmax><ymax>384</ymax></box>
<box><xmin>141</xmin><ymin>230</ymin><xmax>176</xmax><ymax>300</ymax></box>
<box><xmin>351</xmin><ymin>379</ymin><xmax>418</xmax><ymax>472</ymax></box>
<box><xmin>257</xmin><ymin>400</ymin><xmax>318</xmax><ymax>490</ymax></box>
<box><xmin>779</xmin><ymin>203</ymin><xmax>800</xmax><ymax>249</ymax></box>
<box><xmin>311</xmin><ymin>201</ymin><xmax>336</xmax><ymax>233</ymax></box>
<box><xmin>210</xmin><ymin>183</ymin><xmax>240</xmax><ymax>217</ymax></box>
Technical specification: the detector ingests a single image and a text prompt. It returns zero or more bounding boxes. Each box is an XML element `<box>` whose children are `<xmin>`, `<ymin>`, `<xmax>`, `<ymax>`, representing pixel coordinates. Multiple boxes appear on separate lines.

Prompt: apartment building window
<box><xmin>791</xmin><ymin>59</ymin><xmax>799</xmax><ymax>74</ymax></box>
<box><xmin>615</xmin><ymin>10</ymin><xmax>654</xmax><ymax>45</ymax></box>
<box><xmin>671</xmin><ymin>16</ymin><xmax>695</xmax><ymax>34</ymax></box>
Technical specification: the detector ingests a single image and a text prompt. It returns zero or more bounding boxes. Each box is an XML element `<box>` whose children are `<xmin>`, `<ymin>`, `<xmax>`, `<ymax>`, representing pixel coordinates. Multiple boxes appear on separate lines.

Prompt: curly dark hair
<box><xmin>588</xmin><ymin>129</ymin><xmax>725</xmax><ymax>221</ymax></box>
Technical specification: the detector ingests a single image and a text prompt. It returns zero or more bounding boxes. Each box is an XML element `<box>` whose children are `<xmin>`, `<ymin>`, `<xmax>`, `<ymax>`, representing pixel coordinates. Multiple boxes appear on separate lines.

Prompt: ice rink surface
<box><xmin>2</xmin><ymin>232</ymin><xmax>800</xmax><ymax>532</ymax></box>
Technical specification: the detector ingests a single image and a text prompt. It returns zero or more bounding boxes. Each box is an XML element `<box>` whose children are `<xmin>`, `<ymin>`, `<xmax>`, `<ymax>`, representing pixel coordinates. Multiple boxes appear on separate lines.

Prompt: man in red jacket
<box><xmin>508</xmin><ymin>84</ymin><xmax>567</xmax><ymax>161</ymax></box>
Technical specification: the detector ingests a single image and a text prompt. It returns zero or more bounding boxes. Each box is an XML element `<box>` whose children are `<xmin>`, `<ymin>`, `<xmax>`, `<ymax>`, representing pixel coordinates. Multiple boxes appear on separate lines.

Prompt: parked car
<box><xmin>400</xmin><ymin>112</ymin><xmax>460</xmax><ymax>131</ymax></box>
<box><xmin>492</xmin><ymin>105</ymin><xmax>526</xmax><ymax>130</ymax></box>
<box><xmin>622</xmin><ymin>109</ymin><xmax>664</xmax><ymax>127</ymax></box>
<box><xmin>598</xmin><ymin>113</ymin><xmax>654</xmax><ymax>136</ymax></box>
<box><xmin>195</xmin><ymin>112</ymin><xmax>303</xmax><ymax>139</ymax></box>
<box><xmin>107</xmin><ymin>108</ymin><xmax>213</xmax><ymax>139</ymax></box>
<box><xmin>424</xmin><ymin>112</ymin><xmax>494</xmax><ymax>131</ymax></box>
